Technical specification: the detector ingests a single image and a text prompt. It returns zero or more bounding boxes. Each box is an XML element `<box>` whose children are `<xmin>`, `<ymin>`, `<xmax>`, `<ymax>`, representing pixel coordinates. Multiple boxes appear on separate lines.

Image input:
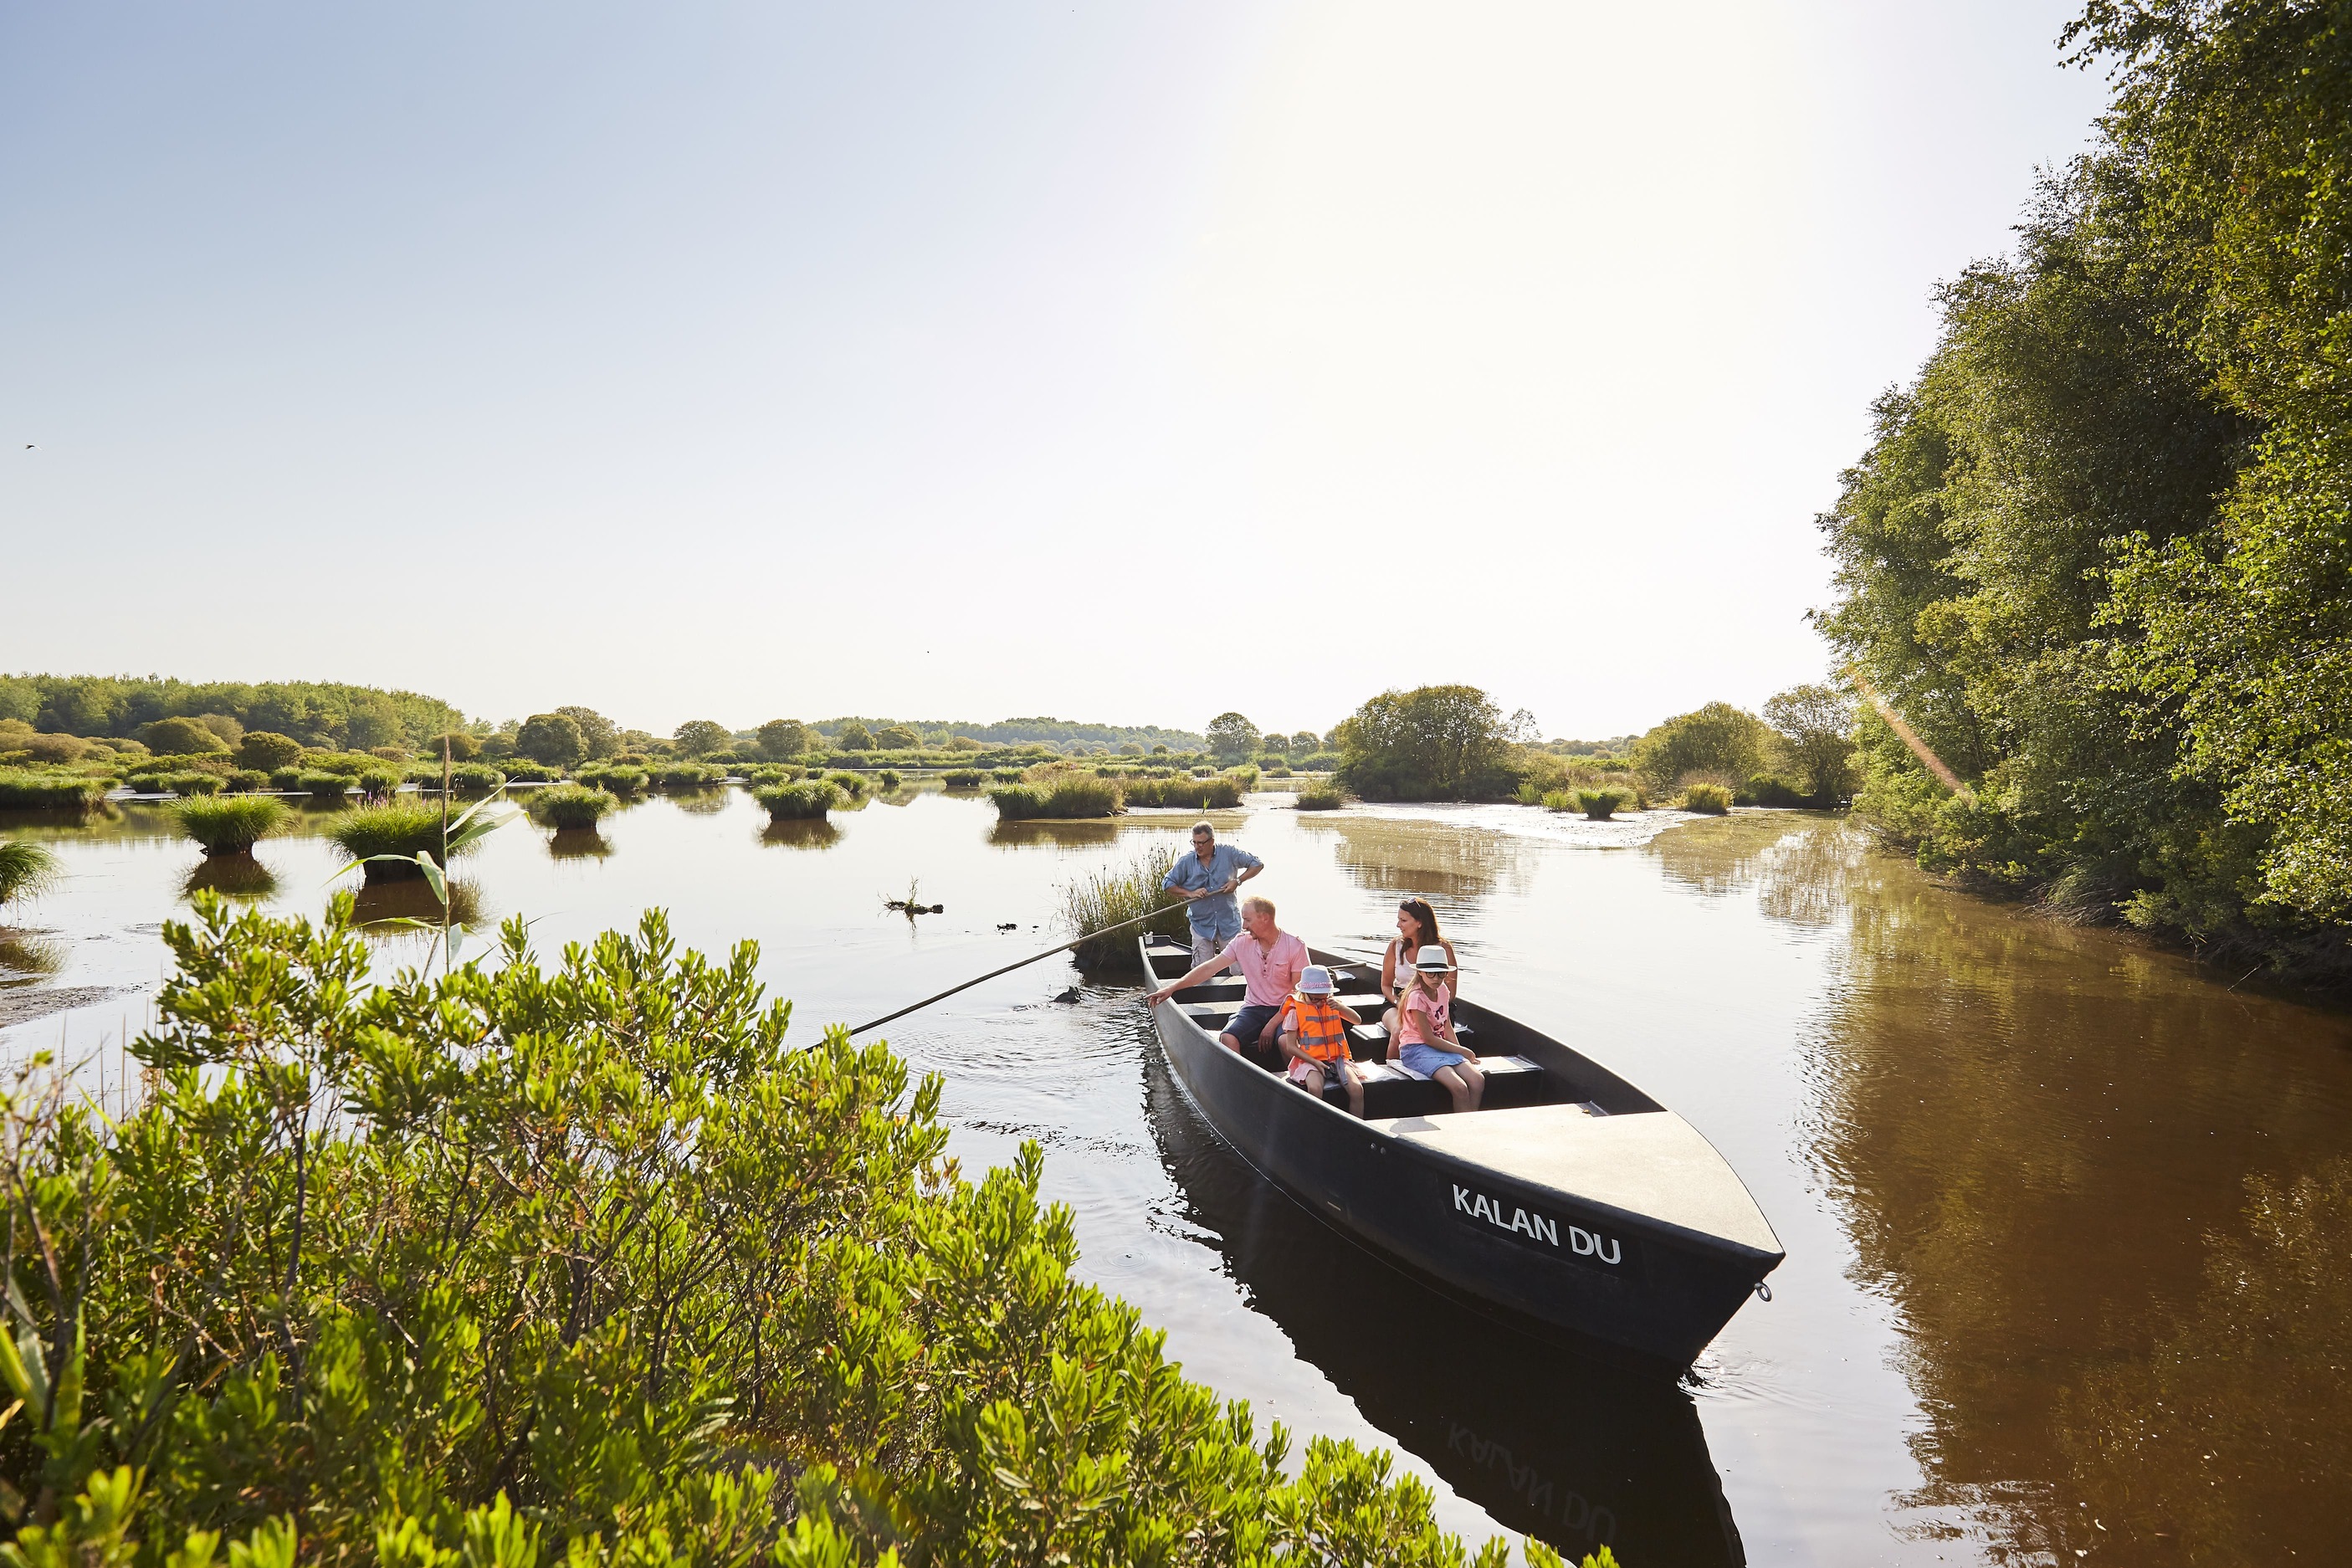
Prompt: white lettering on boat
<box><xmin>1450</xmin><ymin>1184</ymin><xmax>1614</xmax><ymax>1264</ymax></box>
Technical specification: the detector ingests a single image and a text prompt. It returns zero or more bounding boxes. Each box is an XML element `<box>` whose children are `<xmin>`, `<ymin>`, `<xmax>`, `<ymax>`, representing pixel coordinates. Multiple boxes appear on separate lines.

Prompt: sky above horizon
<box><xmin>1</xmin><ymin>2</ymin><xmax>2109</xmax><ymax>740</ymax></box>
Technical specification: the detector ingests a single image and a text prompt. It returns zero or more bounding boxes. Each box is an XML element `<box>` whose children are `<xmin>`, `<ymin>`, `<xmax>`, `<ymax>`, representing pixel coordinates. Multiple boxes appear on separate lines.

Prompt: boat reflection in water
<box><xmin>1142</xmin><ymin>1049</ymin><xmax>1746</xmax><ymax>1568</ymax></box>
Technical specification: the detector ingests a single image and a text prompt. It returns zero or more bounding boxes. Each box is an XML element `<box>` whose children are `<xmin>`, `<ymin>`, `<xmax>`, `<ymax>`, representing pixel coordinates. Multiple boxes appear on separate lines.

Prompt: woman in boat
<box><xmin>1381</xmin><ymin>897</ymin><xmax>1461</xmax><ymax>1036</ymax></box>
<box><xmin>1393</xmin><ymin>946</ymin><xmax>1482</xmax><ymax>1112</ymax></box>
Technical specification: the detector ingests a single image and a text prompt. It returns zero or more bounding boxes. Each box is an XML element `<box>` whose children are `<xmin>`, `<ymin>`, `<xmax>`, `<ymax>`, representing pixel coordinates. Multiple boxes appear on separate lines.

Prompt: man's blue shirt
<box><xmin>1162</xmin><ymin>843</ymin><xmax>1262</xmax><ymax>931</ymax></box>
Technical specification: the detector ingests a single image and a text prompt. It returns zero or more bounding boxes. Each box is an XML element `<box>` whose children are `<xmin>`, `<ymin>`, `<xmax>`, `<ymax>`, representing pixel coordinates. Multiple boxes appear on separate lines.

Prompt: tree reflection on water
<box><xmin>1686</xmin><ymin>814</ymin><xmax>2352</xmax><ymax>1565</ymax></box>
<box><xmin>1297</xmin><ymin>816</ymin><xmax>1534</xmax><ymax>900</ymax></box>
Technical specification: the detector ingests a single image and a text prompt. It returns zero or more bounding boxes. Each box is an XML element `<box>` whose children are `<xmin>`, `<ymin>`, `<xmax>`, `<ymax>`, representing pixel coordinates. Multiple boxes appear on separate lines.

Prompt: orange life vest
<box><xmin>1280</xmin><ymin>996</ymin><xmax>1351</xmax><ymax>1063</ymax></box>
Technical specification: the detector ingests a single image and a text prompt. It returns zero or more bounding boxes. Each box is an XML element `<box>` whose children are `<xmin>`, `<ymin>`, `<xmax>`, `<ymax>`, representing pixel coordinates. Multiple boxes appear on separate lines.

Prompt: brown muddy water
<box><xmin>3</xmin><ymin>787</ymin><xmax>2348</xmax><ymax>1566</ymax></box>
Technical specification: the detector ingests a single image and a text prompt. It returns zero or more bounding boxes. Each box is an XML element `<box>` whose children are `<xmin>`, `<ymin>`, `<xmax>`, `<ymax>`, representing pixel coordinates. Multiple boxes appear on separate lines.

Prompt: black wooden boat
<box><xmin>1142</xmin><ymin>932</ymin><xmax>1783</xmax><ymax>1366</ymax></box>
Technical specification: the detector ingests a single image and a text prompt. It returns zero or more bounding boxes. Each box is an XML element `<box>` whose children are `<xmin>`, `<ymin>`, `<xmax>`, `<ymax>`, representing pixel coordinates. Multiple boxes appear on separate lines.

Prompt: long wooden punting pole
<box><xmin>848</xmin><ymin>905</ymin><xmax>1177</xmax><ymax>1036</ymax></box>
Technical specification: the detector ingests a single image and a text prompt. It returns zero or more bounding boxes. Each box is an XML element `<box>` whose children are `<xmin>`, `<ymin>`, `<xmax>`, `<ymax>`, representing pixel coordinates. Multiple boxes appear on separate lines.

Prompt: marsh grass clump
<box><xmin>300</xmin><ymin>771</ymin><xmax>353</xmax><ymax>801</ymax></box>
<box><xmin>356</xmin><ymin>766</ymin><xmax>403</xmax><ymax>797</ymax></box>
<box><xmin>270</xmin><ymin>766</ymin><xmax>306</xmax><ymax>791</ymax></box>
<box><xmin>1540</xmin><ymin>790</ymin><xmax>1577</xmax><ymax>812</ymax></box>
<box><xmin>875</xmin><ymin>769</ymin><xmax>901</xmax><ymax>790</ymax></box>
<box><xmin>326</xmin><ymin>801</ymin><xmax>459</xmax><ymax>879</ymax></box>
<box><xmin>528</xmin><ymin>784</ymin><xmax>617</xmax><ymax>831</ymax></box>
<box><xmin>990</xmin><ymin>772</ymin><xmax>1120</xmax><ymax>821</ymax></box>
<box><xmin>1681</xmin><ymin>782</ymin><xmax>1734</xmax><ymax>814</ymax></box>
<box><xmin>943</xmin><ymin>769</ymin><xmax>986</xmax><ymax>788</ymax></box>
<box><xmin>580</xmin><ymin>765</ymin><xmax>648</xmax><ymax>796</ymax></box>
<box><xmin>167</xmin><ymin>772</ymin><xmax>225</xmax><ymax>797</ymax></box>
<box><xmin>655</xmin><ymin>763</ymin><xmax>724</xmax><ymax>790</ymax></box>
<box><xmin>991</xmin><ymin>768</ymin><xmax>1024</xmax><ymax>782</ymax></box>
<box><xmin>1123</xmin><ymin>776</ymin><xmax>1243</xmax><ymax>811</ymax></box>
<box><xmin>754</xmin><ymin>781</ymin><xmax>841</xmax><ymax>820</ymax></box>
<box><xmin>0</xmin><ymin>838</ymin><xmax>63</xmax><ymax>907</ymax></box>
<box><xmin>1295</xmin><ymin>781</ymin><xmax>1345</xmax><ymax>811</ymax></box>
<box><xmin>826</xmin><ymin>771</ymin><xmax>870</xmax><ymax>800</ymax></box>
<box><xmin>1575</xmin><ymin>787</ymin><xmax>1634</xmax><ymax>821</ymax></box>
<box><xmin>225</xmin><ymin>769</ymin><xmax>270</xmax><ymax>792</ymax></box>
<box><xmin>501</xmin><ymin>761</ymin><xmax>558</xmax><ymax>783</ymax></box>
<box><xmin>0</xmin><ymin>771</ymin><xmax>110</xmax><ymax>811</ymax></box>
<box><xmin>172</xmin><ymin>795</ymin><xmax>287</xmax><ymax>856</ymax></box>
<box><xmin>1060</xmin><ymin>847</ymin><xmax>1190</xmax><ymax>967</ymax></box>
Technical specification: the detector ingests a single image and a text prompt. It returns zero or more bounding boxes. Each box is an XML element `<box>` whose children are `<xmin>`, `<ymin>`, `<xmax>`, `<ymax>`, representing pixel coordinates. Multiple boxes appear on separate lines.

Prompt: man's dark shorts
<box><xmin>1222</xmin><ymin>1002</ymin><xmax>1284</xmax><ymax>1071</ymax></box>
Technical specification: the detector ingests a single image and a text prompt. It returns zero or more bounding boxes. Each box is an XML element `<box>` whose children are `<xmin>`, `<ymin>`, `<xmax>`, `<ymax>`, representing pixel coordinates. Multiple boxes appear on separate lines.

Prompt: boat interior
<box><xmin>1145</xmin><ymin>933</ymin><xmax>1658</xmax><ymax>1122</ymax></box>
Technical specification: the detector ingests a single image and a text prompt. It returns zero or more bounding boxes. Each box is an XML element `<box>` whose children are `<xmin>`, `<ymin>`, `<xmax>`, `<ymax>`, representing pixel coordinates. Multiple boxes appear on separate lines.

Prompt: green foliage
<box><xmin>1334</xmin><ymin>686</ymin><xmax>1519</xmax><ymax>801</ymax></box>
<box><xmin>515</xmin><ymin>714</ymin><xmax>587</xmax><ymax>768</ymax></box>
<box><xmin>941</xmin><ymin>769</ymin><xmax>986</xmax><ymax>788</ymax></box>
<box><xmin>835</xmin><ymin>720</ymin><xmax>874</xmax><ymax>751</ymax></box>
<box><xmin>0</xmin><ymin>898</ymin><xmax>1519</xmax><ymax>1568</ymax></box>
<box><xmin>5</xmin><ymin>674</ymin><xmax>463</xmax><ymax>750</ymax></box>
<box><xmin>499</xmin><ymin>762</ymin><xmax>557</xmax><ymax>784</ymax></box>
<box><xmin>1539</xmin><ymin>790</ymin><xmax>1576</xmax><ymax>812</ymax></box>
<box><xmin>1681</xmin><ymin>783</ymin><xmax>1734</xmax><ymax>815</ymax></box>
<box><xmin>576</xmin><ymin>765</ymin><xmax>648</xmax><ymax>796</ymax></box>
<box><xmin>171</xmin><ymin>796</ymin><xmax>286</xmax><ymax>855</ymax></box>
<box><xmin>137</xmin><ymin>717</ymin><xmax>229</xmax><ymax>756</ymax></box>
<box><xmin>1631</xmin><ymin>704</ymin><xmax>1773</xmax><ymax>795</ymax></box>
<box><xmin>0</xmin><ymin>838</ymin><xmax>62</xmax><ymax>905</ymax></box>
<box><xmin>554</xmin><ymin>706</ymin><xmax>619</xmax><ymax>761</ymax></box>
<box><xmin>0</xmin><ymin>771</ymin><xmax>110</xmax><ymax>811</ymax></box>
<box><xmin>423</xmin><ymin>730</ymin><xmax>481</xmax><ymax>763</ymax></box>
<box><xmin>673</xmin><ymin>720</ymin><xmax>731</xmax><ymax>758</ymax></box>
<box><xmin>1761</xmin><ymin>684</ymin><xmax>1858</xmax><ymax>802</ymax></box>
<box><xmin>654</xmin><ymin>763</ymin><xmax>725</xmax><ymax>790</ymax></box>
<box><xmin>871</xmin><ymin>724</ymin><xmax>918</xmax><ymax>751</ymax></box>
<box><xmin>990</xmin><ymin>769</ymin><xmax>1120</xmax><ymax>820</ymax></box>
<box><xmin>1059</xmin><ymin>848</ymin><xmax>1190</xmax><ymax>966</ymax></box>
<box><xmin>756</xmin><ymin>720</ymin><xmax>812</xmax><ymax>761</ymax></box>
<box><xmin>1294</xmin><ymin>781</ymin><xmax>1345</xmax><ymax>811</ymax></box>
<box><xmin>354</xmin><ymin>766</ymin><xmax>402</xmax><ymax>796</ymax></box>
<box><xmin>753</xmin><ymin>781</ymin><xmax>841</xmax><ymax>820</ymax></box>
<box><xmin>823</xmin><ymin>771</ymin><xmax>869</xmax><ymax>800</ymax></box>
<box><xmin>223</xmin><ymin>770</ymin><xmax>269</xmax><ymax>793</ymax></box>
<box><xmin>1813</xmin><ymin>6</ymin><xmax>2352</xmax><ymax>981</ymax></box>
<box><xmin>1739</xmin><ymin>775</ymin><xmax>1809</xmax><ymax>808</ymax></box>
<box><xmin>1205</xmin><ymin>711</ymin><xmax>1258</xmax><ymax>762</ymax></box>
<box><xmin>527</xmin><ymin>784</ymin><xmax>617</xmax><ymax>830</ymax></box>
<box><xmin>990</xmin><ymin>768</ymin><xmax>1022</xmax><ymax>783</ymax></box>
<box><xmin>325</xmin><ymin>802</ymin><xmax>461</xmax><ymax>875</ymax></box>
<box><xmin>6</xmin><ymin>732</ymin><xmax>89</xmax><ymax>765</ymax></box>
<box><xmin>1575</xmin><ymin>788</ymin><xmax>1632</xmax><ymax>821</ymax></box>
<box><xmin>296</xmin><ymin>771</ymin><xmax>351</xmax><ymax>800</ymax></box>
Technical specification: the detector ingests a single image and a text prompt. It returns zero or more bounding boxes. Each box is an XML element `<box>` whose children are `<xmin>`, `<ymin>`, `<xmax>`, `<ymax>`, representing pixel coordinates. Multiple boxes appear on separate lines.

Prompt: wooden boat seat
<box><xmin>1294</xmin><ymin>1053</ymin><xmax>1547</xmax><ymax>1116</ymax></box>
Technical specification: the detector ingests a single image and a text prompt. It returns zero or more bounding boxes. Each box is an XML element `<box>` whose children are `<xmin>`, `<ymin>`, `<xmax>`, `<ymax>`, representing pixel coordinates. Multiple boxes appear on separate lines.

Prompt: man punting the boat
<box><xmin>1160</xmin><ymin>820</ymin><xmax>1263</xmax><ymax>964</ymax></box>
<box><xmin>1145</xmin><ymin>894</ymin><xmax>1307</xmax><ymax>1070</ymax></box>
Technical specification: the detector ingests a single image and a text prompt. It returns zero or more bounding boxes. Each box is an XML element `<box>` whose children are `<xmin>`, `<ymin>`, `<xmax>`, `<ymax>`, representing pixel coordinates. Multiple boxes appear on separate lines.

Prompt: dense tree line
<box><xmin>1816</xmin><ymin>0</ymin><xmax>2351</xmax><ymax>986</ymax></box>
<box><xmin>0</xmin><ymin>674</ymin><xmax>464</xmax><ymax>754</ymax></box>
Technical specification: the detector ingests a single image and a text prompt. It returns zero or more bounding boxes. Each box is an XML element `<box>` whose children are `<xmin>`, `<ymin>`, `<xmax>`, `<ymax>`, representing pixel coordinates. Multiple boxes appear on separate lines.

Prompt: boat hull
<box><xmin>1148</xmin><ymin>990</ymin><xmax>1778</xmax><ymax>1366</ymax></box>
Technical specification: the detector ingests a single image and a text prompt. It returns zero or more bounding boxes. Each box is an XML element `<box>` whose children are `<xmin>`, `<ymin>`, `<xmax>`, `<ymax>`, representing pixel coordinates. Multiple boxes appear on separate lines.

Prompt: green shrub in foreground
<box><xmin>528</xmin><ymin>783</ymin><xmax>617</xmax><ymax>830</ymax></box>
<box><xmin>753</xmin><ymin>781</ymin><xmax>841</xmax><ymax>820</ymax></box>
<box><xmin>172</xmin><ymin>794</ymin><xmax>287</xmax><ymax>855</ymax></box>
<box><xmin>0</xmin><ymin>770</ymin><xmax>110</xmax><ymax>810</ymax></box>
<box><xmin>0</xmin><ymin>896</ymin><xmax>1585</xmax><ymax>1568</ymax></box>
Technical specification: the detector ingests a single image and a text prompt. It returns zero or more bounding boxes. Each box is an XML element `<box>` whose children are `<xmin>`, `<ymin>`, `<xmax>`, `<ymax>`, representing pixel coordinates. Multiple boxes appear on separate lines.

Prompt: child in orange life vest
<box><xmin>1275</xmin><ymin>965</ymin><xmax>1365</xmax><ymax>1117</ymax></box>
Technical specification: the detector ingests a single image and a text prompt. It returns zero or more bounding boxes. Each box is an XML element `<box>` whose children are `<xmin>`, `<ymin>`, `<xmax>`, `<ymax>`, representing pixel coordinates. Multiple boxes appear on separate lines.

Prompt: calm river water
<box><xmin>3</xmin><ymin>787</ymin><xmax>2348</xmax><ymax>1566</ymax></box>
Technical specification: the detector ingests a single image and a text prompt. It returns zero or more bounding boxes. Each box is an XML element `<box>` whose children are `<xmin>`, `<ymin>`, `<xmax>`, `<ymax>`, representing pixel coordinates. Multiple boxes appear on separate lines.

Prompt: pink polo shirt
<box><xmin>1220</xmin><ymin>930</ymin><xmax>1310</xmax><ymax>1007</ymax></box>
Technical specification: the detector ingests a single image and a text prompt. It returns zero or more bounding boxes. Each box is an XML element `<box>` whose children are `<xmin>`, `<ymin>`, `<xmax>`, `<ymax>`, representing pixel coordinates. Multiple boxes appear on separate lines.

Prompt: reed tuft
<box><xmin>326</xmin><ymin>801</ymin><xmax>461</xmax><ymax>879</ymax></box>
<box><xmin>0</xmin><ymin>839</ymin><xmax>63</xmax><ymax>906</ymax></box>
<box><xmin>529</xmin><ymin>784</ymin><xmax>617</xmax><ymax>830</ymax></box>
<box><xmin>1059</xmin><ymin>847</ymin><xmax>1190</xmax><ymax>967</ymax></box>
<box><xmin>1680</xmin><ymin>782</ymin><xmax>1733</xmax><ymax>814</ymax></box>
<box><xmin>172</xmin><ymin>795</ymin><xmax>286</xmax><ymax>856</ymax></box>
<box><xmin>1294</xmin><ymin>781</ymin><xmax>1345</xmax><ymax>811</ymax></box>
<box><xmin>754</xmin><ymin>781</ymin><xmax>841</xmax><ymax>820</ymax></box>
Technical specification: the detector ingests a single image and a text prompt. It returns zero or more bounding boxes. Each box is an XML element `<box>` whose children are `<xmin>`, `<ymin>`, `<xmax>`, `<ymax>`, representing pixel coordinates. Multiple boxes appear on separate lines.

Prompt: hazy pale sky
<box><xmin>1</xmin><ymin>2</ymin><xmax>2107</xmax><ymax>740</ymax></box>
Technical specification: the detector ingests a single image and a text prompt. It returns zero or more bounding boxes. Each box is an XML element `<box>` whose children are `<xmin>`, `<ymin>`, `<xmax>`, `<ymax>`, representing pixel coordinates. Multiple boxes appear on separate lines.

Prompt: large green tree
<box><xmin>1814</xmin><ymin>0</ymin><xmax>2350</xmax><ymax>983</ymax></box>
<box><xmin>1334</xmin><ymin>686</ymin><xmax>1518</xmax><ymax>801</ymax></box>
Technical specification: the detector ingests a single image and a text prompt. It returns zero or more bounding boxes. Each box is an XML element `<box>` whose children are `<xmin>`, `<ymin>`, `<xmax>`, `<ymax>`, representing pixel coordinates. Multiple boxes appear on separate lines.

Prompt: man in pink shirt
<box><xmin>1145</xmin><ymin>895</ymin><xmax>1309</xmax><ymax>1069</ymax></box>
